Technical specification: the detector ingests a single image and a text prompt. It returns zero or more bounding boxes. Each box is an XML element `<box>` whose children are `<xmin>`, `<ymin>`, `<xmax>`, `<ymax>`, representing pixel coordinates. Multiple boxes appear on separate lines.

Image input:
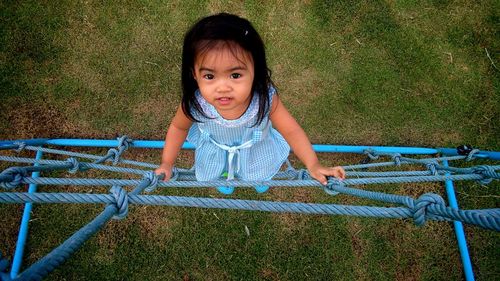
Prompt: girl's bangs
<box><xmin>193</xmin><ymin>40</ymin><xmax>253</xmax><ymax>66</ymax></box>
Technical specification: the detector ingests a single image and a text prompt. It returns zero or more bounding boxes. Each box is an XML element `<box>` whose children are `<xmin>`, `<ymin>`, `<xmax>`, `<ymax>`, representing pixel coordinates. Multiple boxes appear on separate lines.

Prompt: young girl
<box><xmin>155</xmin><ymin>13</ymin><xmax>345</xmax><ymax>194</ymax></box>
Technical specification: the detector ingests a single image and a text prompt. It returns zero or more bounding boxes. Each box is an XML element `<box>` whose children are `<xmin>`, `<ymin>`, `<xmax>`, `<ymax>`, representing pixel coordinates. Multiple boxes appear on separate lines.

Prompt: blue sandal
<box><xmin>216</xmin><ymin>172</ymin><xmax>235</xmax><ymax>195</ymax></box>
<box><xmin>216</xmin><ymin>186</ymin><xmax>235</xmax><ymax>194</ymax></box>
<box><xmin>254</xmin><ymin>185</ymin><xmax>269</xmax><ymax>193</ymax></box>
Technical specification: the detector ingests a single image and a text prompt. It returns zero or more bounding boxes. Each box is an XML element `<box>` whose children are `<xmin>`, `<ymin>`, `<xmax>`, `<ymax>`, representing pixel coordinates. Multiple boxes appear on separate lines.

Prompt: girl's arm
<box><xmin>155</xmin><ymin>105</ymin><xmax>193</xmax><ymax>180</ymax></box>
<box><xmin>269</xmin><ymin>95</ymin><xmax>345</xmax><ymax>185</ymax></box>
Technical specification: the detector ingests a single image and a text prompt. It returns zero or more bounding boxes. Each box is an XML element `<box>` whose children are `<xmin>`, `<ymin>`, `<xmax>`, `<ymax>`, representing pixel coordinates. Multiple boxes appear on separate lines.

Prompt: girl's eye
<box><xmin>231</xmin><ymin>73</ymin><xmax>241</xmax><ymax>79</ymax></box>
<box><xmin>203</xmin><ymin>74</ymin><xmax>214</xmax><ymax>80</ymax></box>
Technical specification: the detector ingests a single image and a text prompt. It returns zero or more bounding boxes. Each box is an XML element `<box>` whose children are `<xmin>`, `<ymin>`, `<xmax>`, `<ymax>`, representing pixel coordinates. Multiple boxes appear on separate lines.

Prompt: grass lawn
<box><xmin>1</xmin><ymin>1</ymin><xmax>499</xmax><ymax>280</ymax></box>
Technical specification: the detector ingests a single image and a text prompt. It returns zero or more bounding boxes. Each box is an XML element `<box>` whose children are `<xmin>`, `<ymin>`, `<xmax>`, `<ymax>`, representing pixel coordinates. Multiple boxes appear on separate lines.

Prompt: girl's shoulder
<box><xmin>268</xmin><ymin>85</ymin><xmax>276</xmax><ymax>99</ymax></box>
<box><xmin>267</xmin><ymin>85</ymin><xmax>278</xmax><ymax>112</ymax></box>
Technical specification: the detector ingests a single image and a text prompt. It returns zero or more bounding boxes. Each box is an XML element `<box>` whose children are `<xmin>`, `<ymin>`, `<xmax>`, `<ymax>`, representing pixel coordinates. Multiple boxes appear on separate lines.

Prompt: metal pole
<box><xmin>45</xmin><ymin>138</ymin><xmax>439</xmax><ymax>154</ymax></box>
<box><xmin>10</xmin><ymin>150</ymin><xmax>43</xmax><ymax>279</ymax></box>
<box><xmin>443</xmin><ymin>159</ymin><xmax>474</xmax><ymax>281</ymax></box>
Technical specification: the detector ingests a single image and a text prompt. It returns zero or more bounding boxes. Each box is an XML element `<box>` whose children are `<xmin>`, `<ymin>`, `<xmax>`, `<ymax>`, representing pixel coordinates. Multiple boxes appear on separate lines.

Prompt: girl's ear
<box><xmin>191</xmin><ymin>68</ymin><xmax>197</xmax><ymax>81</ymax></box>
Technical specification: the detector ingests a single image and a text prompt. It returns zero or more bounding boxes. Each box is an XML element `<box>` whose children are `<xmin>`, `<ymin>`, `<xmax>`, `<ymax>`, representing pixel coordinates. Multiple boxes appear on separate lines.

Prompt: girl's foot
<box><xmin>216</xmin><ymin>186</ymin><xmax>235</xmax><ymax>194</ymax></box>
<box><xmin>217</xmin><ymin>172</ymin><xmax>234</xmax><ymax>194</ymax></box>
<box><xmin>254</xmin><ymin>185</ymin><xmax>269</xmax><ymax>193</ymax></box>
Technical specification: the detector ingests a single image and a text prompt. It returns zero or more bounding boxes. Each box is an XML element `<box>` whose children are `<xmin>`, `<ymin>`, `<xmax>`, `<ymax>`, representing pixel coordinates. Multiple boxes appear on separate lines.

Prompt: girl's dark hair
<box><xmin>181</xmin><ymin>13</ymin><xmax>274</xmax><ymax>126</ymax></box>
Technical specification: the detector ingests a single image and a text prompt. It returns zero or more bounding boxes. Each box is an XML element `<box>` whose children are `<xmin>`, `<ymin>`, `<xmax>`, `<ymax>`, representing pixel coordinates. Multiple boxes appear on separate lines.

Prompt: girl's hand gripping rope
<box><xmin>308</xmin><ymin>163</ymin><xmax>346</xmax><ymax>185</ymax></box>
<box><xmin>154</xmin><ymin>164</ymin><xmax>173</xmax><ymax>181</ymax></box>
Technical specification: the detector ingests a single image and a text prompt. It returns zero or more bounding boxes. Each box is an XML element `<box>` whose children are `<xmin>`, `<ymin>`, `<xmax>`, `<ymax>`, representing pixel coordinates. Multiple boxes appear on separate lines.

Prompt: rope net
<box><xmin>0</xmin><ymin>136</ymin><xmax>498</xmax><ymax>281</ymax></box>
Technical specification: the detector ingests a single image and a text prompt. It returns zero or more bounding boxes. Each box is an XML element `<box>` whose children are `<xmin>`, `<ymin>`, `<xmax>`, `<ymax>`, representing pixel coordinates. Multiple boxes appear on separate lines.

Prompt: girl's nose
<box><xmin>216</xmin><ymin>79</ymin><xmax>231</xmax><ymax>92</ymax></box>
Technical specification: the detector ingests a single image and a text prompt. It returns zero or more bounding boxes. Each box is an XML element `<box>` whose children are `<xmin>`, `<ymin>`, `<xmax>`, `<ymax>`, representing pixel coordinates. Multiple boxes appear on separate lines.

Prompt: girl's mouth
<box><xmin>217</xmin><ymin>97</ymin><xmax>232</xmax><ymax>105</ymax></box>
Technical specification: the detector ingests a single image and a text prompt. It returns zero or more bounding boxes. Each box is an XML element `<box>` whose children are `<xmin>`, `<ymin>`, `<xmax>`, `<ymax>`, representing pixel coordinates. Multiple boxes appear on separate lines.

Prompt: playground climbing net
<box><xmin>0</xmin><ymin>136</ymin><xmax>498</xmax><ymax>281</ymax></box>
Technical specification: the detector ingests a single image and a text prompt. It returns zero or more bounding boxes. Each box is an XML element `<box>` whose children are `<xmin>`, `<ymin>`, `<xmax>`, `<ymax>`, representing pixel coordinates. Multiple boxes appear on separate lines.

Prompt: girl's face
<box><xmin>193</xmin><ymin>44</ymin><xmax>254</xmax><ymax>120</ymax></box>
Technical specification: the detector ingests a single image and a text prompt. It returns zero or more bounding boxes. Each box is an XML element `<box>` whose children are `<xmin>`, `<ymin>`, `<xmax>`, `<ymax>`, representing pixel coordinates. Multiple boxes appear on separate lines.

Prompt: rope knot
<box><xmin>66</xmin><ymin>158</ymin><xmax>81</xmax><ymax>174</ymax></box>
<box><xmin>324</xmin><ymin>178</ymin><xmax>343</xmax><ymax>196</ymax></box>
<box><xmin>94</xmin><ymin>136</ymin><xmax>132</xmax><ymax>165</ymax></box>
<box><xmin>297</xmin><ymin>169</ymin><xmax>311</xmax><ymax>180</ymax></box>
<box><xmin>392</xmin><ymin>153</ymin><xmax>402</xmax><ymax>166</ymax></box>
<box><xmin>113</xmin><ymin>135</ymin><xmax>132</xmax><ymax>164</ymax></box>
<box><xmin>359</xmin><ymin>149</ymin><xmax>379</xmax><ymax>166</ymax></box>
<box><xmin>144</xmin><ymin>171</ymin><xmax>161</xmax><ymax>192</ymax></box>
<box><xmin>14</xmin><ymin>141</ymin><xmax>26</xmax><ymax>153</ymax></box>
<box><xmin>117</xmin><ymin>135</ymin><xmax>132</xmax><ymax>151</ymax></box>
<box><xmin>472</xmin><ymin>165</ymin><xmax>499</xmax><ymax>185</ymax></box>
<box><xmin>0</xmin><ymin>167</ymin><xmax>28</xmax><ymax>190</ymax></box>
<box><xmin>110</xmin><ymin>186</ymin><xmax>129</xmax><ymax>220</ymax></box>
<box><xmin>94</xmin><ymin>148</ymin><xmax>118</xmax><ymax>165</ymax></box>
<box><xmin>425</xmin><ymin>162</ymin><xmax>438</xmax><ymax>175</ymax></box>
<box><xmin>466</xmin><ymin>149</ymin><xmax>480</xmax><ymax>161</ymax></box>
<box><xmin>170</xmin><ymin>167</ymin><xmax>179</xmax><ymax>181</ymax></box>
<box><xmin>363</xmin><ymin>149</ymin><xmax>379</xmax><ymax>160</ymax></box>
<box><xmin>412</xmin><ymin>193</ymin><xmax>445</xmax><ymax>226</ymax></box>
<box><xmin>456</xmin><ymin>145</ymin><xmax>480</xmax><ymax>161</ymax></box>
<box><xmin>108</xmin><ymin>148</ymin><xmax>121</xmax><ymax>165</ymax></box>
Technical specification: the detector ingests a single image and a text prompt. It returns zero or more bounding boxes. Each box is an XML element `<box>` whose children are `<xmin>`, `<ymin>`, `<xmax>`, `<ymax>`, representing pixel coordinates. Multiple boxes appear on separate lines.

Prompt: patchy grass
<box><xmin>1</xmin><ymin>0</ymin><xmax>499</xmax><ymax>280</ymax></box>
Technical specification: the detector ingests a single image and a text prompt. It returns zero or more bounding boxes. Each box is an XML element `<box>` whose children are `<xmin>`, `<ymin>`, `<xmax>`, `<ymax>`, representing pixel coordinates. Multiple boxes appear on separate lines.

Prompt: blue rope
<box><xmin>343</xmin><ymin>155</ymin><xmax>467</xmax><ymax>170</ymax></box>
<box><xmin>0</xmin><ymin>173</ymin><xmax>493</xmax><ymax>190</ymax></box>
<box><xmin>325</xmin><ymin>179</ymin><xmax>414</xmax><ymax>207</ymax></box>
<box><xmin>1</xmin><ymin>150</ymin><xmax>499</xmax><ymax>190</ymax></box>
<box><xmin>1</xmin><ymin>187</ymin><xmax>499</xmax><ymax>231</ymax></box>
<box><xmin>0</xmin><ymin>156</ymin><xmax>149</xmax><ymax>175</ymax></box>
<box><xmin>15</xmin><ymin>144</ymin><xmax>157</xmax><ymax>169</ymax></box>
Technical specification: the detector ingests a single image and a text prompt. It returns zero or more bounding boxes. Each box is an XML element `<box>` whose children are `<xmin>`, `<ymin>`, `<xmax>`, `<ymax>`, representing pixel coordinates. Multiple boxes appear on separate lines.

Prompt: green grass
<box><xmin>1</xmin><ymin>0</ymin><xmax>499</xmax><ymax>280</ymax></box>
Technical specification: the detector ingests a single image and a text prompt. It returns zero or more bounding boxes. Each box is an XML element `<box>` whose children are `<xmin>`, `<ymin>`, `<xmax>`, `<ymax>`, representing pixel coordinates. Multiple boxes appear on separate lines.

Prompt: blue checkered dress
<box><xmin>186</xmin><ymin>87</ymin><xmax>290</xmax><ymax>181</ymax></box>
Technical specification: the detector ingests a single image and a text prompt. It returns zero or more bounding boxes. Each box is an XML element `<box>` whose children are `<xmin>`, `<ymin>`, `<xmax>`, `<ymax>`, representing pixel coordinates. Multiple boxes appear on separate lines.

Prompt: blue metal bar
<box><xmin>0</xmin><ymin>139</ymin><xmax>49</xmax><ymax>151</ymax></box>
<box><xmin>10</xmin><ymin>150</ymin><xmax>44</xmax><ymax>279</ymax></box>
<box><xmin>311</xmin><ymin>144</ymin><xmax>438</xmax><ymax>154</ymax></box>
<box><xmin>0</xmin><ymin>139</ymin><xmax>49</xmax><ymax>147</ymax></box>
<box><xmin>45</xmin><ymin>139</ymin><xmax>194</xmax><ymax>150</ymax></box>
<box><xmin>442</xmin><ymin>159</ymin><xmax>474</xmax><ymax>281</ymax></box>
<box><xmin>0</xmin><ymin>144</ymin><xmax>20</xmax><ymax>150</ymax></box>
<box><xmin>439</xmin><ymin>148</ymin><xmax>499</xmax><ymax>160</ymax></box>
<box><xmin>44</xmin><ymin>139</ymin><xmax>439</xmax><ymax>154</ymax></box>
<box><xmin>4</xmin><ymin>138</ymin><xmax>496</xmax><ymax>157</ymax></box>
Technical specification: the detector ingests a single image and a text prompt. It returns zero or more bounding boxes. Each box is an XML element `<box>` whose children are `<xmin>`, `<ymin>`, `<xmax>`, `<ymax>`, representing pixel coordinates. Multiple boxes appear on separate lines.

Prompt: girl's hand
<box><xmin>308</xmin><ymin>163</ymin><xmax>346</xmax><ymax>185</ymax></box>
<box><xmin>154</xmin><ymin>164</ymin><xmax>173</xmax><ymax>181</ymax></box>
